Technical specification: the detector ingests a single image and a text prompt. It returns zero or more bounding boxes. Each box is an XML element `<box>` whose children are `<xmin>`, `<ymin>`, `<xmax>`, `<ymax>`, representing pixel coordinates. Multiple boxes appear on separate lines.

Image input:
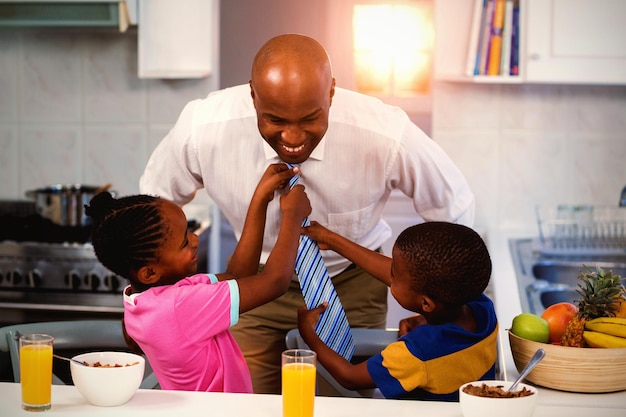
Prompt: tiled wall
<box><xmin>1</xmin><ymin>29</ymin><xmax>625</xmax><ymax>236</ymax></box>
<box><xmin>432</xmin><ymin>82</ymin><xmax>626</xmax><ymax>233</ymax></box>
<box><xmin>0</xmin><ymin>29</ymin><xmax>217</xmax><ymax>201</ymax></box>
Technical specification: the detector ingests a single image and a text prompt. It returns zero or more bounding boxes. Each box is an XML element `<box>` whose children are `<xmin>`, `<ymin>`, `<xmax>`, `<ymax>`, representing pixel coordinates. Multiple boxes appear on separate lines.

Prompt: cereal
<box><xmin>462</xmin><ymin>383</ymin><xmax>534</xmax><ymax>398</ymax></box>
<box><xmin>84</xmin><ymin>361</ymin><xmax>140</xmax><ymax>368</ymax></box>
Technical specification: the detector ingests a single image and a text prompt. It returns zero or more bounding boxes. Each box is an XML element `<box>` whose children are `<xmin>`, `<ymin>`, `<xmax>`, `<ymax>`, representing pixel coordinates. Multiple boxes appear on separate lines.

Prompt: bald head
<box><xmin>251</xmin><ymin>34</ymin><xmax>333</xmax><ymax>86</ymax></box>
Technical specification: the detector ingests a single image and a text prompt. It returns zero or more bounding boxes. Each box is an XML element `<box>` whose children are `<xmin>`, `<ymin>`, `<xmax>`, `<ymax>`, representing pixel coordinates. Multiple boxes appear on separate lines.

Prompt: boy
<box><xmin>297</xmin><ymin>221</ymin><xmax>497</xmax><ymax>401</ymax></box>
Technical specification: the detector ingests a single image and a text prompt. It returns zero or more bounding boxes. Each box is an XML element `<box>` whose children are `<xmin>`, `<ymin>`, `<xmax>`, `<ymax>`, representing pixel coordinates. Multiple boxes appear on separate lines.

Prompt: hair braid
<box><xmin>85</xmin><ymin>192</ymin><xmax>167</xmax><ymax>283</ymax></box>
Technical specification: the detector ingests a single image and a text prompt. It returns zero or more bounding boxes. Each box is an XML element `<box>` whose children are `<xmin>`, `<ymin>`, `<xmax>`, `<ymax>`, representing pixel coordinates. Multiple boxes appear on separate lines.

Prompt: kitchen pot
<box><xmin>25</xmin><ymin>184</ymin><xmax>112</xmax><ymax>227</ymax></box>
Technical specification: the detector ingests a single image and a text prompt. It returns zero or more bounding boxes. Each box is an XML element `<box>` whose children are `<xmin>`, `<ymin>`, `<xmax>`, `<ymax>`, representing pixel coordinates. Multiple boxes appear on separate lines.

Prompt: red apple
<box><xmin>541</xmin><ymin>302</ymin><xmax>579</xmax><ymax>344</ymax></box>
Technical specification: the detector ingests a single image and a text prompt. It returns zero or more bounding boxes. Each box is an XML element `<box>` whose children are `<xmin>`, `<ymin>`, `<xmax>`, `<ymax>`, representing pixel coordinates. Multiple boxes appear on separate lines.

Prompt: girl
<box><xmin>86</xmin><ymin>164</ymin><xmax>310</xmax><ymax>393</ymax></box>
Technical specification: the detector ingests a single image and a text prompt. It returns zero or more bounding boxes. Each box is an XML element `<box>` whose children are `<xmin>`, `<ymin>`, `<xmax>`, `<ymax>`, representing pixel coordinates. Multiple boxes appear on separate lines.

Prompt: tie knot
<box><xmin>287</xmin><ymin>163</ymin><xmax>301</xmax><ymax>189</ymax></box>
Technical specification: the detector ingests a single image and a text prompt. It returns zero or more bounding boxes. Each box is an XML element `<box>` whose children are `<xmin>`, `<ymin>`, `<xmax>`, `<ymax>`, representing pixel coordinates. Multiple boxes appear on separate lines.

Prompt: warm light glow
<box><xmin>353</xmin><ymin>2</ymin><xmax>433</xmax><ymax>96</ymax></box>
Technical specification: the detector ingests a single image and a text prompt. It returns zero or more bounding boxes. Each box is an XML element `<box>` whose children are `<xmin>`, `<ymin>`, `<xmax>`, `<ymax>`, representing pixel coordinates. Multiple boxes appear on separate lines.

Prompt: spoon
<box><xmin>53</xmin><ymin>353</ymin><xmax>88</xmax><ymax>367</ymax></box>
<box><xmin>507</xmin><ymin>348</ymin><xmax>545</xmax><ymax>392</ymax></box>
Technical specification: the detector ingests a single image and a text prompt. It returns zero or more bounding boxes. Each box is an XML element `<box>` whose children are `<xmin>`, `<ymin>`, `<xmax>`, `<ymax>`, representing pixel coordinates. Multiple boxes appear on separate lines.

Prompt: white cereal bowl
<box><xmin>70</xmin><ymin>351</ymin><xmax>145</xmax><ymax>407</ymax></box>
<box><xmin>459</xmin><ymin>380</ymin><xmax>538</xmax><ymax>417</ymax></box>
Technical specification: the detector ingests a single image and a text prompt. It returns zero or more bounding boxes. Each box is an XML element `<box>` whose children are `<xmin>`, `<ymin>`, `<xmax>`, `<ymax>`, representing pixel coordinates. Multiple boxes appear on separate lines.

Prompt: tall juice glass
<box><xmin>19</xmin><ymin>334</ymin><xmax>54</xmax><ymax>412</ymax></box>
<box><xmin>282</xmin><ymin>349</ymin><xmax>316</xmax><ymax>417</ymax></box>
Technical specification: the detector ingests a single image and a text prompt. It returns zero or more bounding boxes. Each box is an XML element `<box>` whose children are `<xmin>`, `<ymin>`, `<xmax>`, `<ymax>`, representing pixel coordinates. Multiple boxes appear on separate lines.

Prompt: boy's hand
<box><xmin>254</xmin><ymin>163</ymin><xmax>300</xmax><ymax>205</ymax></box>
<box><xmin>398</xmin><ymin>314</ymin><xmax>427</xmax><ymax>337</ymax></box>
<box><xmin>301</xmin><ymin>221</ymin><xmax>335</xmax><ymax>250</ymax></box>
<box><xmin>297</xmin><ymin>302</ymin><xmax>328</xmax><ymax>340</ymax></box>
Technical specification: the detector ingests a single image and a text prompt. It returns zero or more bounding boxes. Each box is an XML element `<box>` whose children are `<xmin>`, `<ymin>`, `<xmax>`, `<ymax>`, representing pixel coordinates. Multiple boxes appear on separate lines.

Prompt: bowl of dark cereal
<box><xmin>459</xmin><ymin>380</ymin><xmax>538</xmax><ymax>417</ymax></box>
<box><xmin>70</xmin><ymin>351</ymin><xmax>145</xmax><ymax>406</ymax></box>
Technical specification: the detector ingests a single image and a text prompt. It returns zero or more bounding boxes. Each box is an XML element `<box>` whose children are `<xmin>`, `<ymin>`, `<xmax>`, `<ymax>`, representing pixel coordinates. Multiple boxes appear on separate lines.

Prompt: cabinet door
<box><xmin>525</xmin><ymin>0</ymin><xmax>626</xmax><ymax>84</ymax></box>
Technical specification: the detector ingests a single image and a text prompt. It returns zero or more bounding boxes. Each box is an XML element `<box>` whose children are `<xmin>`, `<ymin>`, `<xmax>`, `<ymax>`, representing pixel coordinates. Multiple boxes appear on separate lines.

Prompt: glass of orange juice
<box><xmin>19</xmin><ymin>334</ymin><xmax>54</xmax><ymax>412</ymax></box>
<box><xmin>281</xmin><ymin>349</ymin><xmax>316</xmax><ymax>417</ymax></box>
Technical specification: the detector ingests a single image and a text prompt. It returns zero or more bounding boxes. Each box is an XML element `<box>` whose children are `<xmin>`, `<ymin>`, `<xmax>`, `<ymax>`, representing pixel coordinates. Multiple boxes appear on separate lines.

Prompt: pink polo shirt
<box><xmin>123</xmin><ymin>273</ymin><xmax>252</xmax><ymax>393</ymax></box>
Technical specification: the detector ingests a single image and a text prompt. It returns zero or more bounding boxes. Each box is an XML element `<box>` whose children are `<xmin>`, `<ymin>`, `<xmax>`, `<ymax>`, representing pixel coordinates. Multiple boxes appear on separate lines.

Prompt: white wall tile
<box><xmin>568</xmin><ymin>85</ymin><xmax>626</xmax><ymax>134</ymax></box>
<box><xmin>83</xmin><ymin>126</ymin><xmax>147</xmax><ymax>197</ymax></box>
<box><xmin>433</xmin><ymin>82</ymin><xmax>502</xmax><ymax>130</ymax></box>
<box><xmin>500</xmin><ymin>84</ymin><xmax>573</xmax><ymax>131</ymax></box>
<box><xmin>499</xmin><ymin>131</ymin><xmax>570</xmax><ymax>230</ymax></box>
<box><xmin>20</xmin><ymin>127</ymin><xmax>82</xmax><ymax>193</ymax></box>
<box><xmin>147</xmin><ymin>78</ymin><xmax>214</xmax><ymax>124</ymax></box>
<box><xmin>83</xmin><ymin>32</ymin><xmax>148</xmax><ymax>123</ymax></box>
<box><xmin>570</xmin><ymin>134</ymin><xmax>626</xmax><ymax>205</ymax></box>
<box><xmin>20</xmin><ymin>31</ymin><xmax>81</xmax><ymax>123</ymax></box>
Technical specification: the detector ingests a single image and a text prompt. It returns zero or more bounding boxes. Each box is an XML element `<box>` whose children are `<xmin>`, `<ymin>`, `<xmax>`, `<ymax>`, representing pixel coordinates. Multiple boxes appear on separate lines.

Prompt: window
<box><xmin>352</xmin><ymin>1</ymin><xmax>433</xmax><ymax>97</ymax></box>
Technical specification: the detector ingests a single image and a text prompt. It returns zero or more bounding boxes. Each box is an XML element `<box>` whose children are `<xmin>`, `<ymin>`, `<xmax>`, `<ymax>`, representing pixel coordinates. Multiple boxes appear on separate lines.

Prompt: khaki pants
<box><xmin>230</xmin><ymin>265</ymin><xmax>388</xmax><ymax>394</ymax></box>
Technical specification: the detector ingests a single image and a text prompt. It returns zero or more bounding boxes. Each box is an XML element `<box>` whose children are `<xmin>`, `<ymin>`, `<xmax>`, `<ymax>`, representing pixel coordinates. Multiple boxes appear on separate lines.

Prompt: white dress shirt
<box><xmin>140</xmin><ymin>84</ymin><xmax>474</xmax><ymax>276</ymax></box>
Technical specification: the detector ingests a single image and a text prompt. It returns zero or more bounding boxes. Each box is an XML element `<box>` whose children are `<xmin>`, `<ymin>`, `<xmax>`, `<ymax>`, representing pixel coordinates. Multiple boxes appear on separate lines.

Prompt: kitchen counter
<box><xmin>0</xmin><ymin>382</ymin><xmax>624</xmax><ymax>417</ymax></box>
<box><xmin>488</xmin><ymin>228</ymin><xmax>626</xmax><ymax>409</ymax></box>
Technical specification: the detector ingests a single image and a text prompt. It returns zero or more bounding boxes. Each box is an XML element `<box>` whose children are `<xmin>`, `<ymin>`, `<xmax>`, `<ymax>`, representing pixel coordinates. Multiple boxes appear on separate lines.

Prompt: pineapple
<box><xmin>560</xmin><ymin>266</ymin><xmax>625</xmax><ymax>347</ymax></box>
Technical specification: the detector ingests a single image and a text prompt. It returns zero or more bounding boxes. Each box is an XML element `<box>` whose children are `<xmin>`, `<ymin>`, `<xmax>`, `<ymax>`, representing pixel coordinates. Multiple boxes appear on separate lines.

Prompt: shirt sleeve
<box><xmin>390</xmin><ymin>121</ymin><xmax>475</xmax><ymax>226</ymax></box>
<box><xmin>367</xmin><ymin>340</ymin><xmax>428</xmax><ymax>398</ymax></box>
<box><xmin>173</xmin><ymin>276</ymin><xmax>240</xmax><ymax>344</ymax></box>
<box><xmin>139</xmin><ymin>99</ymin><xmax>204</xmax><ymax>205</ymax></box>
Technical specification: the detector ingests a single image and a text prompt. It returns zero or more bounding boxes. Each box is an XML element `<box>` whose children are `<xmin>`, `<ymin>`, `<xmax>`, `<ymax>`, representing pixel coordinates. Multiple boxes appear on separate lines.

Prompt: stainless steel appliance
<box><xmin>0</xmin><ymin>200</ymin><xmax>126</xmax><ymax>327</ymax></box>
<box><xmin>510</xmin><ymin>205</ymin><xmax>626</xmax><ymax>315</ymax></box>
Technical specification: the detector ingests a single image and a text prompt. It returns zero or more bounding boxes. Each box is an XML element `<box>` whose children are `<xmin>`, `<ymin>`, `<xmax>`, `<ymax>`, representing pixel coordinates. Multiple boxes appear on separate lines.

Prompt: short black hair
<box><xmin>85</xmin><ymin>192</ymin><xmax>166</xmax><ymax>283</ymax></box>
<box><xmin>395</xmin><ymin>222</ymin><xmax>491</xmax><ymax>307</ymax></box>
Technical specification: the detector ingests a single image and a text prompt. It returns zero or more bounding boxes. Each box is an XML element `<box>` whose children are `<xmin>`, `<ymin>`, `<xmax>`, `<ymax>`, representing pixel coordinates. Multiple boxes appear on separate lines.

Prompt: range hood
<box><xmin>0</xmin><ymin>0</ymin><xmax>137</xmax><ymax>31</ymax></box>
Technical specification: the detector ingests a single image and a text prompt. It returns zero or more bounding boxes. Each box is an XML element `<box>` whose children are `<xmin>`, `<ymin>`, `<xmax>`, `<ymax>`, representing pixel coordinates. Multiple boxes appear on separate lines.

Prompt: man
<box><xmin>140</xmin><ymin>33</ymin><xmax>474</xmax><ymax>394</ymax></box>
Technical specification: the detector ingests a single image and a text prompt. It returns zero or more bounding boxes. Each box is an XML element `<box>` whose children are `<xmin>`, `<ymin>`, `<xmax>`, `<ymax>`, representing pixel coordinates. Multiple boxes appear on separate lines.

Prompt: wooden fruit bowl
<box><xmin>508</xmin><ymin>330</ymin><xmax>626</xmax><ymax>393</ymax></box>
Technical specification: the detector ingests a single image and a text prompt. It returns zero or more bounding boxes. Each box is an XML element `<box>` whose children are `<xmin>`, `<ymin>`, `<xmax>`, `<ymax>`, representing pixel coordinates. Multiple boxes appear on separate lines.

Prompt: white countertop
<box><xmin>0</xmin><ymin>382</ymin><xmax>624</xmax><ymax>417</ymax></box>
<box><xmin>487</xmin><ymin>228</ymin><xmax>626</xmax><ymax>409</ymax></box>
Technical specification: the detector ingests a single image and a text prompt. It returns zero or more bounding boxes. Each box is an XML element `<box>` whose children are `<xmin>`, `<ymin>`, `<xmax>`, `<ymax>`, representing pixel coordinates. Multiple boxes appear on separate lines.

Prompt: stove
<box><xmin>0</xmin><ymin>200</ymin><xmax>126</xmax><ymax>327</ymax></box>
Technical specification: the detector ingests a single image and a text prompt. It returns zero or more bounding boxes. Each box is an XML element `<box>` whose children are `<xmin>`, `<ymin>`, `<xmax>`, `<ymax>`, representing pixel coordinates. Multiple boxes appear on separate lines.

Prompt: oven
<box><xmin>0</xmin><ymin>200</ymin><xmax>126</xmax><ymax>326</ymax></box>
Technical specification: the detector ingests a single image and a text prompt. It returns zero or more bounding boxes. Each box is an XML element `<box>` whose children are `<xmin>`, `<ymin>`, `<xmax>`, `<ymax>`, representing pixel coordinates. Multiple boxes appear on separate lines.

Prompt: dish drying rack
<box><xmin>535</xmin><ymin>205</ymin><xmax>626</xmax><ymax>256</ymax></box>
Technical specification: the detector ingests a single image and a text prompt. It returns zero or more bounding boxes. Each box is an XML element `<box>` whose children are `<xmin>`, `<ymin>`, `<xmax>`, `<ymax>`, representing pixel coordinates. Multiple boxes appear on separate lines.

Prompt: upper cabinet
<box><xmin>0</xmin><ymin>0</ymin><xmax>218</xmax><ymax>79</ymax></box>
<box><xmin>137</xmin><ymin>0</ymin><xmax>217</xmax><ymax>79</ymax></box>
<box><xmin>435</xmin><ymin>0</ymin><xmax>626</xmax><ymax>85</ymax></box>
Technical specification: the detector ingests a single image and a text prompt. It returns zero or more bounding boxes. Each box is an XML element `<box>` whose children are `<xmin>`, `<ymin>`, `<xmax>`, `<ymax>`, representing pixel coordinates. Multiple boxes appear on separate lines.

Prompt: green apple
<box><xmin>511</xmin><ymin>313</ymin><xmax>550</xmax><ymax>343</ymax></box>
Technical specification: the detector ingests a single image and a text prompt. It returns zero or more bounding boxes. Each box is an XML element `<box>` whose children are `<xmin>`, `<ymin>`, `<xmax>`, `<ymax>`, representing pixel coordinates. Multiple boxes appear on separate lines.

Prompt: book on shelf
<box><xmin>478</xmin><ymin>0</ymin><xmax>495</xmax><ymax>75</ymax></box>
<box><xmin>467</xmin><ymin>0</ymin><xmax>520</xmax><ymax>78</ymax></box>
<box><xmin>500</xmin><ymin>0</ymin><xmax>514</xmax><ymax>75</ymax></box>
<box><xmin>487</xmin><ymin>0</ymin><xmax>506</xmax><ymax>75</ymax></box>
<box><xmin>466</xmin><ymin>0</ymin><xmax>487</xmax><ymax>76</ymax></box>
<box><xmin>510</xmin><ymin>0</ymin><xmax>520</xmax><ymax>76</ymax></box>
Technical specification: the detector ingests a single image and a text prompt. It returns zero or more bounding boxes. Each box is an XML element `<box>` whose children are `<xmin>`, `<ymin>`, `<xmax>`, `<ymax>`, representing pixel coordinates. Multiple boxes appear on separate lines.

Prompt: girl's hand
<box><xmin>280</xmin><ymin>184</ymin><xmax>311</xmax><ymax>221</ymax></box>
<box><xmin>253</xmin><ymin>163</ymin><xmax>300</xmax><ymax>205</ymax></box>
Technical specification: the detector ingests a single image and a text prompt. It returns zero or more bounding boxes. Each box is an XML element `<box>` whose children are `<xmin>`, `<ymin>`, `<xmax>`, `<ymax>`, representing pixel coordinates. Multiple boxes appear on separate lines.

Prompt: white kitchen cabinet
<box><xmin>137</xmin><ymin>0</ymin><xmax>218</xmax><ymax>79</ymax></box>
<box><xmin>525</xmin><ymin>0</ymin><xmax>626</xmax><ymax>84</ymax></box>
<box><xmin>435</xmin><ymin>0</ymin><xmax>626</xmax><ymax>85</ymax></box>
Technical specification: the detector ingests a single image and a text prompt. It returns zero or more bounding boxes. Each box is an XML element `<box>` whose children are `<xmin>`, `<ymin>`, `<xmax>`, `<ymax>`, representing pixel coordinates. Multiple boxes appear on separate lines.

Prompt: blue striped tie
<box><xmin>288</xmin><ymin>164</ymin><xmax>355</xmax><ymax>360</ymax></box>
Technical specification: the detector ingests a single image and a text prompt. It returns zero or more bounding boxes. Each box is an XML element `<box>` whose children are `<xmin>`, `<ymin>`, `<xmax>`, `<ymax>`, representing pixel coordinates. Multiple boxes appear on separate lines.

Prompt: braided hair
<box><xmin>395</xmin><ymin>222</ymin><xmax>492</xmax><ymax>307</ymax></box>
<box><xmin>85</xmin><ymin>192</ymin><xmax>166</xmax><ymax>283</ymax></box>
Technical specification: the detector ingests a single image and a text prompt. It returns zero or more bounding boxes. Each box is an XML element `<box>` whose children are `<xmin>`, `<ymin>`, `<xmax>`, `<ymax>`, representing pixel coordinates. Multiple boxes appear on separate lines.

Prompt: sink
<box><xmin>532</xmin><ymin>260</ymin><xmax>626</xmax><ymax>286</ymax></box>
<box><xmin>509</xmin><ymin>238</ymin><xmax>626</xmax><ymax>315</ymax></box>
